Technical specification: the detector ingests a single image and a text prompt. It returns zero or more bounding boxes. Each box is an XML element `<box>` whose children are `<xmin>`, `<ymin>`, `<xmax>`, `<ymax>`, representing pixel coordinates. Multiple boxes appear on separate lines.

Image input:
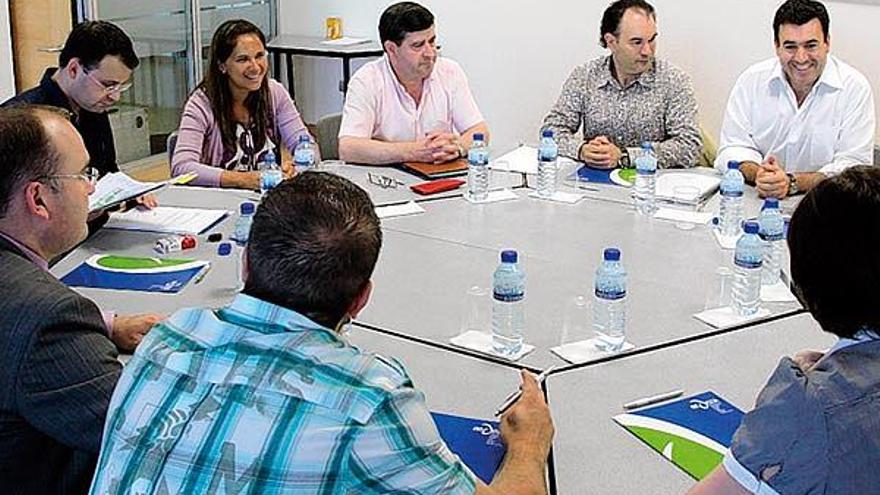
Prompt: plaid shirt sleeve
<box><xmin>346</xmin><ymin>386</ymin><xmax>477</xmax><ymax>494</ymax></box>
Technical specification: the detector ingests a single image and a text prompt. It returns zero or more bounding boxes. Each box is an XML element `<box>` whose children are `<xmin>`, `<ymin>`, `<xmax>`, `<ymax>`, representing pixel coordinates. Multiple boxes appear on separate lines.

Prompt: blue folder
<box><xmin>61</xmin><ymin>256</ymin><xmax>207</xmax><ymax>294</ymax></box>
<box><xmin>613</xmin><ymin>391</ymin><xmax>744</xmax><ymax>480</ymax></box>
<box><xmin>431</xmin><ymin>412</ymin><xmax>506</xmax><ymax>484</ymax></box>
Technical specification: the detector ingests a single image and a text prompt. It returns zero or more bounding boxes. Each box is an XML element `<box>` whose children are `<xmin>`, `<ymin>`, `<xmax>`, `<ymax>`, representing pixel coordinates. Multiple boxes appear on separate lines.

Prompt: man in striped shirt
<box><xmin>89</xmin><ymin>172</ymin><xmax>554</xmax><ymax>494</ymax></box>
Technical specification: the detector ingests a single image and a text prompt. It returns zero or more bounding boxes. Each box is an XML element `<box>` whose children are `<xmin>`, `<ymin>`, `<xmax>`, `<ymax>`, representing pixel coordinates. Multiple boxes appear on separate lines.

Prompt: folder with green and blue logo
<box><xmin>613</xmin><ymin>391</ymin><xmax>744</xmax><ymax>480</ymax></box>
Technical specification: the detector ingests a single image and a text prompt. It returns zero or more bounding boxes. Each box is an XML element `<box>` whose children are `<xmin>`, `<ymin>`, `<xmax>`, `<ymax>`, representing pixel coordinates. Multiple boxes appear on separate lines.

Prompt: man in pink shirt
<box><xmin>339</xmin><ymin>1</ymin><xmax>489</xmax><ymax>165</ymax></box>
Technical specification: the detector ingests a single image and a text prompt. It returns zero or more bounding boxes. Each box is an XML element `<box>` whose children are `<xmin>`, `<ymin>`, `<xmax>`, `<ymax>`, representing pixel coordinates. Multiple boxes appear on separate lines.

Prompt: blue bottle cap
<box><xmin>240</xmin><ymin>202</ymin><xmax>256</xmax><ymax>215</ymax></box>
<box><xmin>217</xmin><ymin>242</ymin><xmax>232</xmax><ymax>256</ymax></box>
<box><xmin>743</xmin><ymin>221</ymin><xmax>759</xmax><ymax>234</ymax></box>
<box><xmin>727</xmin><ymin>160</ymin><xmax>740</xmax><ymax>170</ymax></box>
<box><xmin>762</xmin><ymin>198</ymin><xmax>779</xmax><ymax>209</ymax></box>
<box><xmin>473</xmin><ymin>133</ymin><xmax>484</xmax><ymax>141</ymax></box>
<box><xmin>603</xmin><ymin>247</ymin><xmax>621</xmax><ymax>261</ymax></box>
<box><xmin>640</xmin><ymin>142</ymin><xmax>653</xmax><ymax>150</ymax></box>
<box><xmin>501</xmin><ymin>250</ymin><xmax>518</xmax><ymax>263</ymax></box>
<box><xmin>541</xmin><ymin>129</ymin><xmax>553</xmax><ymax>138</ymax></box>
<box><xmin>298</xmin><ymin>134</ymin><xmax>310</xmax><ymax>143</ymax></box>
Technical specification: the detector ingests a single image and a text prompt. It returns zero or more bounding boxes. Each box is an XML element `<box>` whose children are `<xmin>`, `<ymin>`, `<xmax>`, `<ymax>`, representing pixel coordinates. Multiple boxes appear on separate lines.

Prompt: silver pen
<box><xmin>494</xmin><ymin>366</ymin><xmax>556</xmax><ymax>417</ymax></box>
<box><xmin>623</xmin><ymin>389</ymin><xmax>685</xmax><ymax>411</ymax></box>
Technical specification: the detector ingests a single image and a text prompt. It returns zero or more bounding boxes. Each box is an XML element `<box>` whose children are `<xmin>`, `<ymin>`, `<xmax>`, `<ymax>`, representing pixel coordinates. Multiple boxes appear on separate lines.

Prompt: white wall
<box><xmin>0</xmin><ymin>0</ymin><xmax>15</xmax><ymax>100</ymax></box>
<box><xmin>280</xmin><ymin>0</ymin><xmax>880</xmax><ymax>155</ymax></box>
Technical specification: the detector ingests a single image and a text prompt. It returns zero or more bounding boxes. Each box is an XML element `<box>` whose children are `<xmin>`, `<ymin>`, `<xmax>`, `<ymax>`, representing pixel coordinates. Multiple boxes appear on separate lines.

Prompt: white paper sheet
<box><xmin>490</xmin><ymin>145</ymin><xmax>576</xmax><ymax>175</ymax></box>
<box><xmin>449</xmin><ymin>330</ymin><xmax>535</xmax><ymax>362</ymax></box>
<box><xmin>104</xmin><ymin>206</ymin><xmax>230</xmax><ymax>235</ymax></box>
<box><xmin>375</xmin><ymin>201</ymin><xmax>426</xmax><ymax>219</ymax></box>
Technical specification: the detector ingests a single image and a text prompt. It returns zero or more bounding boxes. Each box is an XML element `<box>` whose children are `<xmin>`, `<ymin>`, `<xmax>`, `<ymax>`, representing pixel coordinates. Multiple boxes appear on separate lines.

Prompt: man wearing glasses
<box><xmin>0</xmin><ymin>106</ymin><xmax>162</xmax><ymax>494</ymax></box>
<box><xmin>714</xmin><ymin>0</ymin><xmax>875</xmax><ymax>199</ymax></box>
<box><xmin>3</xmin><ymin>20</ymin><xmax>158</xmax><ymax>222</ymax></box>
<box><xmin>339</xmin><ymin>2</ymin><xmax>490</xmax><ymax>165</ymax></box>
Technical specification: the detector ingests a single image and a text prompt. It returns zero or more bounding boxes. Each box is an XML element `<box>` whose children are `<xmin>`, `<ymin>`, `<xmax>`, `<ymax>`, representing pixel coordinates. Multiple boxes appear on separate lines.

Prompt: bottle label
<box><xmin>734</xmin><ymin>256</ymin><xmax>762</xmax><ymax>269</ymax></box>
<box><xmin>759</xmin><ymin>232</ymin><xmax>784</xmax><ymax>242</ymax></box>
<box><xmin>494</xmin><ymin>291</ymin><xmax>524</xmax><ymax>302</ymax></box>
<box><xmin>294</xmin><ymin>150</ymin><xmax>314</xmax><ymax>166</ymax></box>
<box><xmin>469</xmin><ymin>150</ymin><xmax>489</xmax><ymax>166</ymax></box>
<box><xmin>721</xmin><ymin>190</ymin><xmax>744</xmax><ymax>198</ymax></box>
<box><xmin>595</xmin><ymin>288</ymin><xmax>626</xmax><ymax>300</ymax></box>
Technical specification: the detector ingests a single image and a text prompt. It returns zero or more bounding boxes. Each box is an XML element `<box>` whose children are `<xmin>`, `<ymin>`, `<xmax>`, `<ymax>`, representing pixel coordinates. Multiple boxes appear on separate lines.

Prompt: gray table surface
<box><xmin>547</xmin><ymin>312</ymin><xmax>834</xmax><ymax>494</ymax></box>
<box><xmin>321</xmin><ymin>161</ymin><xmax>525</xmax><ymax>206</ymax></box>
<box><xmin>369</xmin><ymin>190</ymin><xmax>800</xmax><ymax>368</ymax></box>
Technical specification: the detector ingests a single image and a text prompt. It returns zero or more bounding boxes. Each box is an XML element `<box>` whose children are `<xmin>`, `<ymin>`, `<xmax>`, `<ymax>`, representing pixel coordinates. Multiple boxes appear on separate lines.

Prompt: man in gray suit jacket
<box><xmin>0</xmin><ymin>106</ymin><xmax>162</xmax><ymax>494</ymax></box>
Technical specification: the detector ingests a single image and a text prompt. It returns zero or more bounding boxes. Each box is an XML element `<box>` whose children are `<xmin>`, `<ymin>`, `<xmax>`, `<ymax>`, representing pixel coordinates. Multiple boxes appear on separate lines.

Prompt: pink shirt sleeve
<box><xmin>339</xmin><ymin>71</ymin><xmax>378</xmax><ymax>139</ymax></box>
<box><xmin>170</xmin><ymin>91</ymin><xmax>223</xmax><ymax>187</ymax></box>
<box><xmin>446</xmin><ymin>61</ymin><xmax>484</xmax><ymax>134</ymax></box>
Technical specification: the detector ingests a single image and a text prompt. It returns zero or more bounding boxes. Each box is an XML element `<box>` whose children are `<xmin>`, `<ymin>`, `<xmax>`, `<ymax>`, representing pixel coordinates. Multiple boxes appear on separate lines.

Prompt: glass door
<box><xmin>79</xmin><ymin>0</ymin><xmax>275</xmax><ymax>162</ymax></box>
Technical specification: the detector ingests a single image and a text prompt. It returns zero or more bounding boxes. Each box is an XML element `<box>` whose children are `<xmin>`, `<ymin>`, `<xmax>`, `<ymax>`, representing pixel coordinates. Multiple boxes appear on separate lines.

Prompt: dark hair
<box><xmin>599</xmin><ymin>0</ymin><xmax>656</xmax><ymax>48</ymax></box>
<box><xmin>788</xmin><ymin>166</ymin><xmax>880</xmax><ymax>338</ymax></box>
<box><xmin>59</xmin><ymin>21</ymin><xmax>139</xmax><ymax>70</ymax></box>
<box><xmin>0</xmin><ymin>106</ymin><xmax>68</xmax><ymax>218</ymax></box>
<box><xmin>245</xmin><ymin>172</ymin><xmax>383</xmax><ymax>329</ymax></box>
<box><xmin>773</xmin><ymin>0</ymin><xmax>830</xmax><ymax>44</ymax></box>
<box><xmin>379</xmin><ymin>2</ymin><xmax>435</xmax><ymax>47</ymax></box>
<box><xmin>200</xmin><ymin>19</ymin><xmax>275</xmax><ymax>155</ymax></box>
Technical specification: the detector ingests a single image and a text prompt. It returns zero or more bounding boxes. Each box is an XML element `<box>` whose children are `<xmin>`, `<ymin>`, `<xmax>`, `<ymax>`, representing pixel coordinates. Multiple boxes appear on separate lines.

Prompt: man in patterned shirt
<box><xmin>89</xmin><ymin>172</ymin><xmax>554</xmax><ymax>495</ymax></box>
<box><xmin>542</xmin><ymin>0</ymin><xmax>701</xmax><ymax>169</ymax></box>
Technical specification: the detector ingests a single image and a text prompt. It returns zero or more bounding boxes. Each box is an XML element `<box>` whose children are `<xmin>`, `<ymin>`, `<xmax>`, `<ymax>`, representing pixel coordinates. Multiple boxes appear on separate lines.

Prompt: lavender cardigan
<box><xmin>171</xmin><ymin>78</ymin><xmax>311</xmax><ymax>187</ymax></box>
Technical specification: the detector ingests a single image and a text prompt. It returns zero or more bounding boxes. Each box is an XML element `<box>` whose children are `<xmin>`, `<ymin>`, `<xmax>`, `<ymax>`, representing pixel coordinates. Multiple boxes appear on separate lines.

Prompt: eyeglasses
<box><xmin>367</xmin><ymin>172</ymin><xmax>404</xmax><ymax>189</ymax></box>
<box><xmin>84</xmin><ymin>69</ymin><xmax>132</xmax><ymax>95</ymax></box>
<box><xmin>45</xmin><ymin>168</ymin><xmax>100</xmax><ymax>187</ymax></box>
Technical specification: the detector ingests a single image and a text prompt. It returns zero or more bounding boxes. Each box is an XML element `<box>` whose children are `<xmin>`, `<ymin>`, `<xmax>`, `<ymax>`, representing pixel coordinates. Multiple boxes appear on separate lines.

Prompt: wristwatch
<box><xmin>786</xmin><ymin>173</ymin><xmax>800</xmax><ymax>195</ymax></box>
<box><xmin>618</xmin><ymin>147</ymin><xmax>631</xmax><ymax>168</ymax></box>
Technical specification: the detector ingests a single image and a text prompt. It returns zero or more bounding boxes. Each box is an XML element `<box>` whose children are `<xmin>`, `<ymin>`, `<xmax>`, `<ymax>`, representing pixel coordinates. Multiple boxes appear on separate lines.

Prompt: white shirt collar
<box><xmin>770</xmin><ymin>54</ymin><xmax>844</xmax><ymax>92</ymax></box>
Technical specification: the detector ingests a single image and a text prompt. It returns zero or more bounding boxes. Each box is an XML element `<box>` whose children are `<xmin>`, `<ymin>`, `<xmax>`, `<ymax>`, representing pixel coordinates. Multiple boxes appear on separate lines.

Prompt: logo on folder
<box><xmin>613</xmin><ymin>391</ymin><xmax>744</xmax><ymax>480</ymax></box>
<box><xmin>61</xmin><ymin>255</ymin><xmax>209</xmax><ymax>294</ymax></box>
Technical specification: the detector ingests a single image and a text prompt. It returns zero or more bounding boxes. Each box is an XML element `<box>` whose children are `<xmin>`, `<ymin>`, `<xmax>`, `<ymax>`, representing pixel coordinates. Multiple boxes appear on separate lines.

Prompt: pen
<box><xmin>494</xmin><ymin>366</ymin><xmax>556</xmax><ymax>417</ymax></box>
<box><xmin>623</xmin><ymin>389</ymin><xmax>684</xmax><ymax>411</ymax></box>
<box><xmin>193</xmin><ymin>264</ymin><xmax>211</xmax><ymax>284</ymax></box>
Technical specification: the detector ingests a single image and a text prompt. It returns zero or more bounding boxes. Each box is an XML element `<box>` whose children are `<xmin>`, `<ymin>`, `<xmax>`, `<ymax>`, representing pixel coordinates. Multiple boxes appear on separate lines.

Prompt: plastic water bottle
<box><xmin>258</xmin><ymin>149</ymin><xmax>282</xmax><ymax>195</ymax></box>
<box><xmin>732</xmin><ymin>221</ymin><xmax>763</xmax><ymax>316</ymax></box>
<box><xmin>467</xmin><ymin>133</ymin><xmax>490</xmax><ymax>201</ymax></box>
<box><xmin>293</xmin><ymin>134</ymin><xmax>317</xmax><ymax>173</ymax></box>
<box><xmin>593</xmin><ymin>248</ymin><xmax>627</xmax><ymax>352</ymax></box>
<box><xmin>536</xmin><ymin>129</ymin><xmax>558</xmax><ymax>198</ymax></box>
<box><xmin>217</xmin><ymin>242</ymin><xmax>242</xmax><ymax>291</ymax></box>
<box><xmin>230</xmin><ymin>202</ymin><xmax>256</xmax><ymax>246</ymax></box>
<box><xmin>491</xmin><ymin>250</ymin><xmax>525</xmax><ymax>357</ymax></box>
<box><xmin>719</xmin><ymin>161</ymin><xmax>745</xmax><ymax>237</ymax></box>
<box><xmin>632</xmin><ymin>142</ymin><xmax>658</xmax><ymax>215</ymax></box>
<box><xmin>758</xmin><ymin>198</ymin><xmax>785</xmax><ymax>285</ymax></box>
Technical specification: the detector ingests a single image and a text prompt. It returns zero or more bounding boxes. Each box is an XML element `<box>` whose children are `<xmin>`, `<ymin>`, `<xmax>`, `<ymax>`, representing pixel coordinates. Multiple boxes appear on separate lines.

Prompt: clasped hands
<box><xmin>579</xmin><ymin>136</ymin><xmax>622</xmax><ymax>169</ymax></box>
<box><xmin>412</xmin><ymin>130</ymin><xmax>463</xmax><ymax>164</ymax></box>
<box><xmin>754</xmin><ymin>156</ymin><xmax>791</xmax><ymax>199</ymax></box>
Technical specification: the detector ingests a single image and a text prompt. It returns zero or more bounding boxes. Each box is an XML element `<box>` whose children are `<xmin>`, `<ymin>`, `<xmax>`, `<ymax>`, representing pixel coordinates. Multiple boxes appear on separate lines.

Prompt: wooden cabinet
<box><xmin>10</xmin><ymin>0</ymin><xmax>73</xmax><ymax>91</ymax></box>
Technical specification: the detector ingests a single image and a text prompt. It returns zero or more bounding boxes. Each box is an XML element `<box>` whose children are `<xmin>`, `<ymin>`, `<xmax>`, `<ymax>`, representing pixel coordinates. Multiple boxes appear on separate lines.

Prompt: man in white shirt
<box><xmin>715</xmin><ymin>0</ymin><xmax>874</xmax><ymax>199</ymax></box>
<box><xmin>338</xmin><ymin>1</ymin><xmax>489</xmax><ymax>165</ymax></box>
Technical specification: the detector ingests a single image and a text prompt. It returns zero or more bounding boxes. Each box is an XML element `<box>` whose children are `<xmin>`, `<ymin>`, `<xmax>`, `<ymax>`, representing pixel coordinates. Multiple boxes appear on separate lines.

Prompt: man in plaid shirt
<box><xmin>89</xmin><ymin>172</ymin><xmax>554</xmax><ymax>494</ymax></box>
